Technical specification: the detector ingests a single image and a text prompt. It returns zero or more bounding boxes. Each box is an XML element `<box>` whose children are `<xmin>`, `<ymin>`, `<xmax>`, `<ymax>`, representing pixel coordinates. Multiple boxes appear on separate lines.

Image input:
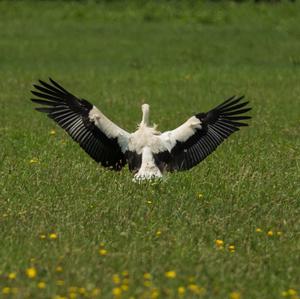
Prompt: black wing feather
<box><xmin>168</xmin><ymin>96</ymin><xmax>251</xmax><ymax>171</ymax></box>
<box><xmin>31</xmin><ymin>78</ymin><xmax>126</xmax><ymax>170</ymax></box>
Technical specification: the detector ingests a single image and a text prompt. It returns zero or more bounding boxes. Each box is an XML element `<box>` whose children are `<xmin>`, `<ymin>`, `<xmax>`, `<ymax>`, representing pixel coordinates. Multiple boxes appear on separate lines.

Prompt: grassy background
<box><xmin>0</xmin><ymin>1</ymin><xmax>299</xmax><ymax>298</ymax></box>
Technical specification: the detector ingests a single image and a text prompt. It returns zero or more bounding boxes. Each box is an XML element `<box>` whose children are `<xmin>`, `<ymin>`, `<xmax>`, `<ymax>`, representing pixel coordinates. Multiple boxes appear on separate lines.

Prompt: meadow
<box><xmin>0</xmin><ymin>1</ymin><xmax>299</xmax><ymax>298</ymax></box>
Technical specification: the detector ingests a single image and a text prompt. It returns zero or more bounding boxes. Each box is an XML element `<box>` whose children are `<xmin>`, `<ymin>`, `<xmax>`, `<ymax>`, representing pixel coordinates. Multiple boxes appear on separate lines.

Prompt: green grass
<box><xmin>1</xmin><ymin>1</ymin><xmax>300</xmax><ymax>298</ymax></box>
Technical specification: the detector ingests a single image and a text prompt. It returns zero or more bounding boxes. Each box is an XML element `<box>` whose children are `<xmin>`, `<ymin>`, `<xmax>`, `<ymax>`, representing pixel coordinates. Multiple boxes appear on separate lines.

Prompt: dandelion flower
<box><xmin>267</xmin><ymin>230</ymin><xmax>274</xmax><ymax>237</ymax></box>
<box><xmin>78</xmin><ymin>288</ymin><xmax>86</xmax><ymax>295</ymax></box>
<box><xmin>143</xmin><ymin>273</ymin><xmax>152</xmax><ymax>280</ymax></box>
<box><xmin>112</xmin><ymin>274</ymin><xmax>121</xmax><ymax>285</ymax></box>
<box><xmin>165</xmin><ymin>270</ymin><xmax>176</xmax><ymax>279</ymax></box>
<box><xmin>147</xmin><ymin>200</ymin><xmax>152</xmax><ymax>204</ymax></box>
<box><xmin>37</xmin><ymin>281</ymin><xmax>46</xmax><ymax>289</ymax></box>
<box><xmin>50</xmin><ymin>129</ymin><xmax>56</xmax><ymax>135</ymax></box>
<box><xmin>178</xmin><ymin>286</ymin><xmax>186</xmax><ymax>296</ymax></box>
<box><xmin>68</xmin><ymin>287</ymin><xmax>78</xmax><ymax>293</ymax></box>
<box><xmin>143</xmin><ymin>280</ymin><xmax>152</xmax><ymax>287</ymax></box>
<box><xmin>198</xmin><ymin>193</ymin><xmax>203</xmax><ymax>199</ymax></box>
<box><xmin>112</xmin><ymin>287</ymin><xmax>122</xmax><ymax>297</ymax></box>
<box><xmin>255</xmin><ymin>228</ymin><xmax>262</xmax><ymax>233</ymax></box>
<box><xmin>8</xmin><ymin>272</ymin><xmax>17</xmax><ymax>280</ymax></box>
<box><xmin>228</xmin><ymin>245</ymin><xmax>235</xmax><ymax>253</ymax></box>
<box><xmin>151</xmin><ymin>288</ymin><xmax>159</xmax><ymax>299</ymax></box>
<box><xmin>2</xmin><ymin>287</ymin><xmax>10</xmax><ymax>295</ymax></box>
<box><xmin>229</xmin><ymin>291</ymin><xmax>241</xmax><ymax>299</ymax></box>
<box><xmin>26</xmin><ymin>267</ymin><xmax>37</xmax><ymax>278</ymax></box>
<box><xmin>121</xmin><ymin>284</ymin><xmax>129</xmax><ymax>291</ymax></box>
<box><xmin>156</xmin><ymin>230</ymin><xmax>161</xmax><ymax>236</ymax></box>
<box><xmin>49</xmin><ymin>233</ymin><xmax>58</xmax><ymax>239</ymax></box>
<box><xmin>56</xmin><ymin>280</ymin><xmax>65</xmax><ymax>286</ymax></box>
<box><xmin>99</xmin><ymin>249</ymin><xmax>107</xmax><ymax>256</ymax></box>
<box><xmin>215</xmin><ymin>239</ymin><xmax>224</xmax><ymax>248</ymax></box>
<box><xmin>123</xmin><ymin>278</ymin><xmax>129</xmax><ymax>285</ymax></box>
<box><xmin>122</xmin><ymin>270</ymin><xmax>129</xmax><ymax>277</ymax></box>
<box><xmin>29</xmin><ymin>158</ymin><xmax>39</xmax><ymax>164</ymax></box>
<box><xmin>287</xmin><ymin>289</ymin><xmax>297</xmax><ymax>296</ymax></box>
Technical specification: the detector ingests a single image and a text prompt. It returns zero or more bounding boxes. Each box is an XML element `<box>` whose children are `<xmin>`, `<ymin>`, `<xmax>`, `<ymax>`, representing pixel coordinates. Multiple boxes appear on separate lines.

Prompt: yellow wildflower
<box><xmin>151</xmin><ymin>288</ymin><xmax>159</xmax><ymax>299</ymax></box>
<box><xmin>56</xmin><ymin>266</ymin><xmax>63</xmax><ymax>272</ymax></box>
<box><xmin>229</xmin><ymin>291</ymin><xmax>241</xmax><ymax>299</ymax></box>
<box><xmin>112</xmin><ymin>274</ymin><xmax>121</xmax><ymax>285</ymax></box>
<box><xmin>143</xmin><ymin>273</ymin><xmax>152</xmax><ymax>280</ymax></box>
<box><xmin>39</xmin><ymin>234</ymin><xmax>46</xmax><ymax>239</ymax></box>
<box><xmin>2</xmin><ymin>287</ymin><xmax>10</xmax><ymax>294</ymax></box>
<box><xmin>123</xmin><ymin>278</ymin><xmax>129</xmax><ymax>285</ymax></box>
<box><xmin>215</xmin><ymin>239</ymin><xmax>224</xmax><ymax>248</ymax></box>
<box><xmin>255</xmin><ymin>228</ymin><xmax>262</xmax><ymax>233</ymax></box>
<box><xmin>56</xmin><ymin>280</ymin><xmax>65</xmax><ymax>286</ymax></box>
<box><xmin>37</xmin><ymin>281</ymin><xmax>46</xmax><ymax>289</ymax></box>
<box><xmin>288</xmin><ymin>289</ymin><xmax>297</xmax><ymax>296</ymax></box>
<box><xmin>99</xmin><ymin>249</ymin><xmax>107</xmax><ymax>256</ymax></box>
<box><xmin>228</xmin><ymin>245</ymin><xmax>235</xmax><ymax>253</ymax></box>
<box><xmin>8</xmin><ymin>272</ymin><xmax>17</xmax><ymax>280</ymax></box>
<box><xmin>29</xmin><ymin>158</ymin><xmax>39</xmax><ymax>164</ymax></box>
<box><xmin>68</xmin><ymin>287</ymin><xmax>78</xmax><ymax>293</ymax></box>
<box><xmin>50</xmin><ymin>129</ymin><xmax>56</xmax><ymax>135</ymax></box>
<box><xmin>26</xmin><ymin>267</ymin><xmax>37</xmax><ymax>278</ymax></box>
<box><xmin>121</xmin><ymin>284</ymin><xmax>129</xmax><ymax>291</ymax></box>
<box><xmin>156</xmin><ymin>230</ymin><xmax>161</xmax><ymax>236</ymax></box>
<box><xmin>198</xmin><ymin>193</ymin><xmax>203</xmax><ymax>199</ymax></box>
<box><xmin>112</xmin><ymin>287</ymin><xmax>122</xmax><ymax>297</ymax></box>
<box><xmin>122</xmin><ymin>270</ymin><xmax>129</xmax><ymax>277</ymax></box>
<box><xmin>178</xmin><ymin>286</ymin><xmax>186</xmax><ymax>296</ymax></box>
<box><xmin>165</xmin><ymin>270</ymin><xmax>176</xmax><ymax>279</ymax></box>
<box><xmin>143</xmin><ymin>280</ymin><xmax>152</xmax><ymax>287</ymax></box>
<box><xmin>78</xmin><ymin>288</ymin><xmax>86</xmax><ymax>295</ymax></box>
<box><xmin>49</xmin><ymin>233</ymin><xmax>58</xmax><ymax>239</ymax></box>
<box><xmin>267</xmin><ymin>230</ymin><xmax>274</xmax><ymax>237</ymax></box>
<box><xmin>147</xmin><ymin>200</ymin><xmax>152</xmax><ymax>204</ymax></box>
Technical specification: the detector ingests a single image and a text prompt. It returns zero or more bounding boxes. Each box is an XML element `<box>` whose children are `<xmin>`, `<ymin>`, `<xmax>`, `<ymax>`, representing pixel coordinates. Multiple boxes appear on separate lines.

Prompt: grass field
<box><xmin>1</xmin><ymin>1</ymin><xmax>300</xmax><ymax>298</ymax></box>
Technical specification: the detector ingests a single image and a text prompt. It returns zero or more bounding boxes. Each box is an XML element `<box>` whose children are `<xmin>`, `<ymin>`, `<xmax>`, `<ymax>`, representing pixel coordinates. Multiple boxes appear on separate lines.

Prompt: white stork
<box><xmin>31</xmin><ymin>78</ymin><xmax>251</xmax><ymax>181</ymax></box>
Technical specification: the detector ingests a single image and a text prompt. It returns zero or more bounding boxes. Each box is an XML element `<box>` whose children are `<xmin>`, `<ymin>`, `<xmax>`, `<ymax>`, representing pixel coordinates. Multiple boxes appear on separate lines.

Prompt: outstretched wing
<box><xmin>31</xmin><ymin>78</ymin><xmax>130</xmax><ymax>170</ymax></box>
<box><xmin>158</xmin><ymin>96</ymin><xmax>251</xmax><ymax>171</ymax></box>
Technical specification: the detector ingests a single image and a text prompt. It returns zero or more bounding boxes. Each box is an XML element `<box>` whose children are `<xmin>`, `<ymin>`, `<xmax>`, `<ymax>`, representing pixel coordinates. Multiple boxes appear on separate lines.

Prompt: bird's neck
<box><xmin>141</xmin><ymin>104</ymin><xmax>150</xmax><ymax>127</ymax></box>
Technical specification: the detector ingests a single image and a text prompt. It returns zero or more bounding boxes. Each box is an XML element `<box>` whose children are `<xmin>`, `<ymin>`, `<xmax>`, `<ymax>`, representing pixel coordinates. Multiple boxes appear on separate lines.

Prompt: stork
<box><xmin>31</xmin><ymin>78</ymin><xmax>251</xmax><ymax>181</ymax></box>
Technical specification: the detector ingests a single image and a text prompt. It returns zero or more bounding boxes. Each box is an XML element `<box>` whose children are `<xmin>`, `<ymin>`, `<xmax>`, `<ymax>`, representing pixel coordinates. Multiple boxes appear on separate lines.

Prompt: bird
<box><xmin>31</xmin><ymin>78</ymin><xmax>251</xmax><ymax>181</ymax></box>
